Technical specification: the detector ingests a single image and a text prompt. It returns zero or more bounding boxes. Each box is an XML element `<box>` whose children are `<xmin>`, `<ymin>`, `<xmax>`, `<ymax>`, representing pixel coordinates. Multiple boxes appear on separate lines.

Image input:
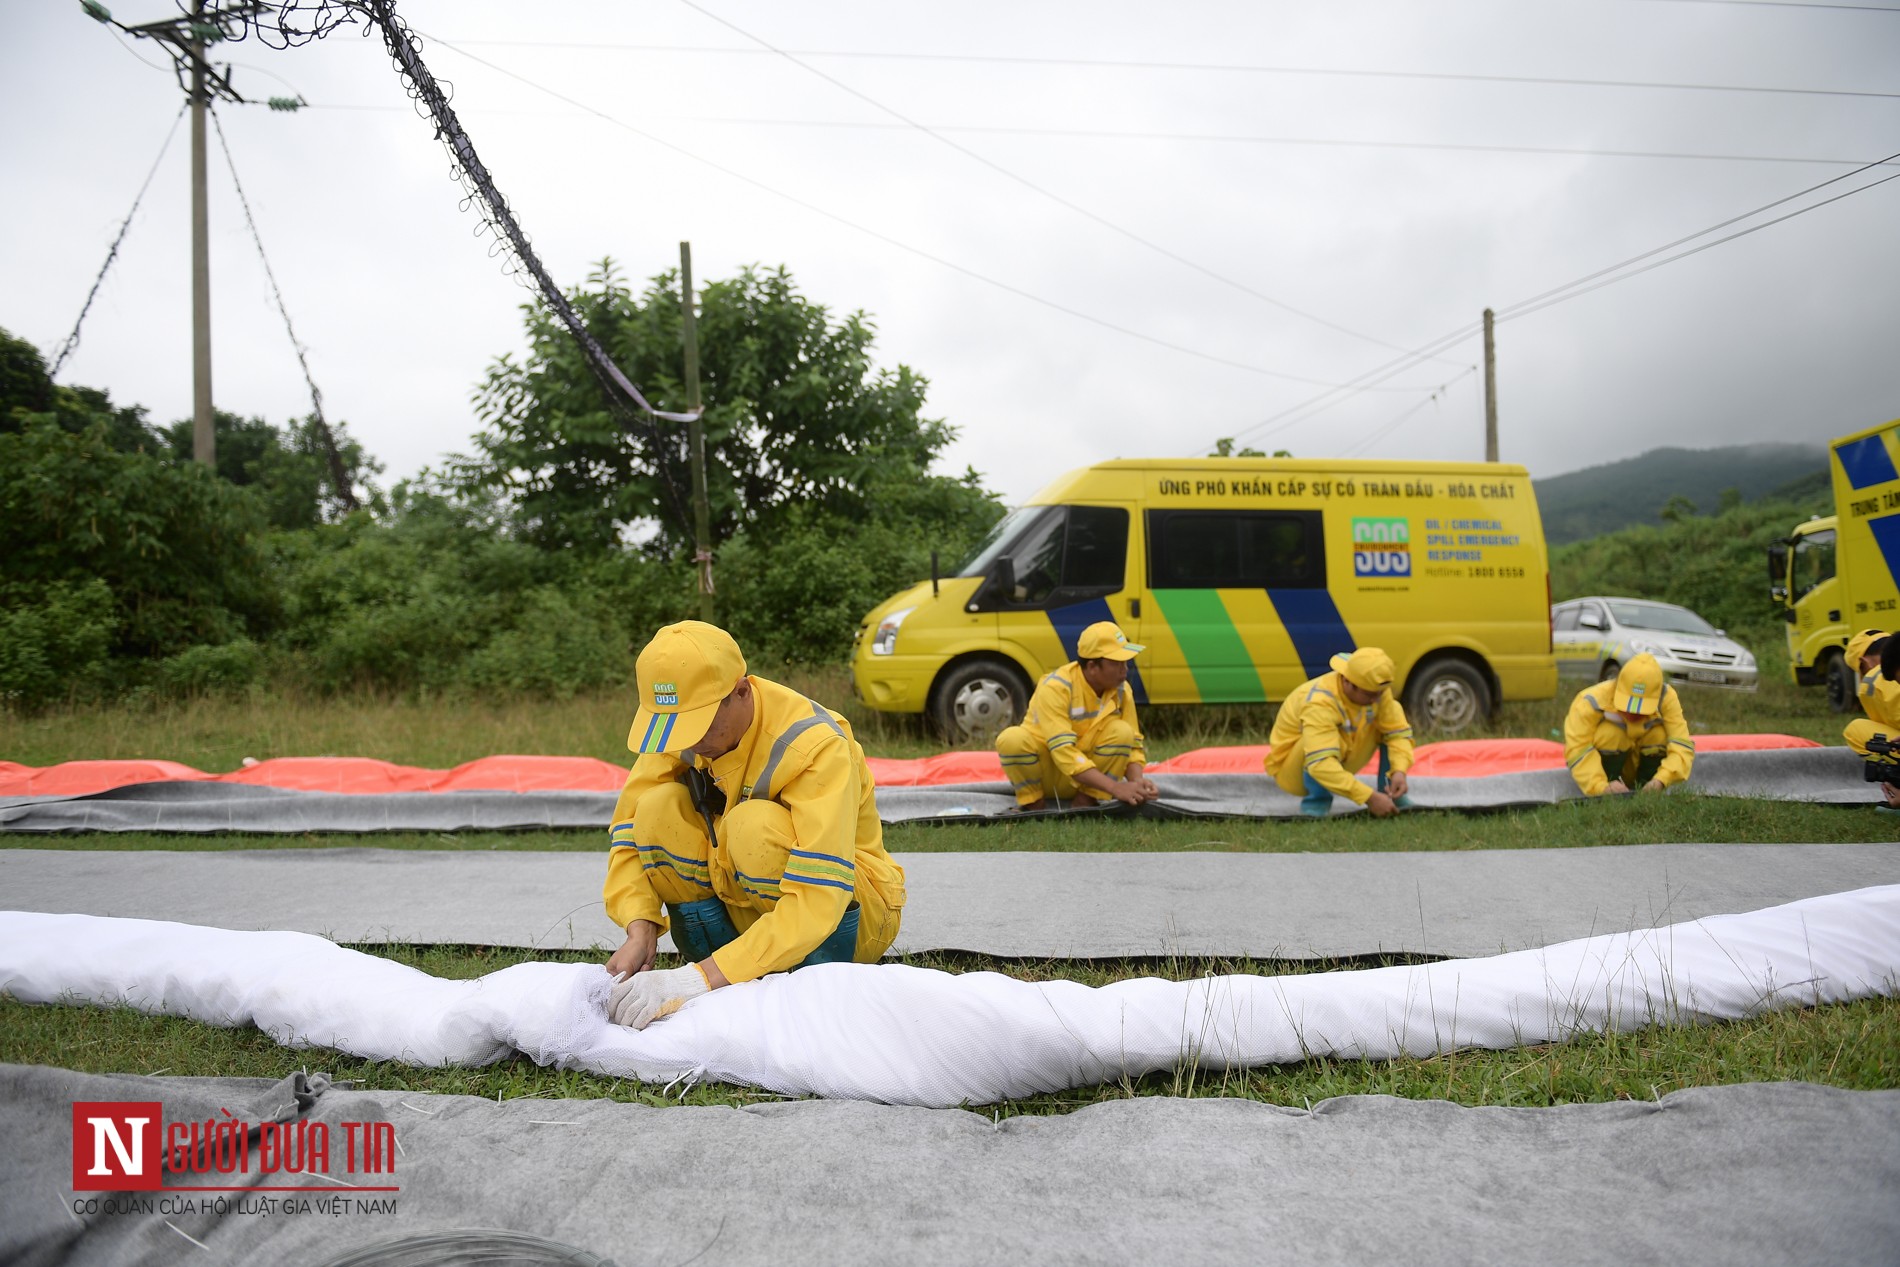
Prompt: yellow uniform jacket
<box><xmin>1018</xmin><ymin>662</ymin><xmax>1148</xmax><ymax>778</ymax></box>
<box><xmin>1561</xmin><ymin>681</ymin><xmax>1694</xmax><ymax>796</ymax></box>
<box><xmin>1859</xmin><ymin>667</ymin><xmax>1900</xmax><ymax>730</ymax></box>
<box><xmin>603</xmin><ymin>677</ymin><xmax>906</xmax><ymax>983</ymax></box>
<box><xmin>1264</xmin><ymin>672</ymin><xmax>1415</xmax><ymax>804</ymax></box>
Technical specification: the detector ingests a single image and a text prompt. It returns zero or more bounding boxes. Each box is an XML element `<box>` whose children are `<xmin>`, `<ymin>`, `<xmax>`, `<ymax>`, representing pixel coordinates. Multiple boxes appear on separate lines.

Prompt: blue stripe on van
<box><xmin>1866</xmin><ymin>514</ymin><xmax>1900</xmax><ymax>592</ymax></box>
<box><xmin>1837</xmin><ymin>434</ymin><xmax>1899</xmax><ymax>491</ymax></box>
<box><xmin>1266</xmin><ymin>588</ymin><xmax>1354</xmax><ymax>680</ymax></box>
<box><xmin>1047</xmin><ymin>597</ymin><xmax>1148</xmax><ymax>705</ymax></box>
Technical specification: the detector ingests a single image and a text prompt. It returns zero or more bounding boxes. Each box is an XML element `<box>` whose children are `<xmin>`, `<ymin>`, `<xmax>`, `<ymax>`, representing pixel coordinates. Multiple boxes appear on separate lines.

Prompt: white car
<box><xmin>1552</xmin><ymin>596</ymin><xmax>1758</xmax><ymax>690</ymax></box>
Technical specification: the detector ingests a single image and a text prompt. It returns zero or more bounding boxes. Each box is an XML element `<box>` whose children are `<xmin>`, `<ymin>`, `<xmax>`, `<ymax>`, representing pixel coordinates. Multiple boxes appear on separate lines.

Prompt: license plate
<box><xmin>1687</xmin><ymin>670</ymin><xmax>1727</xmax><ymax>683</ymax></box>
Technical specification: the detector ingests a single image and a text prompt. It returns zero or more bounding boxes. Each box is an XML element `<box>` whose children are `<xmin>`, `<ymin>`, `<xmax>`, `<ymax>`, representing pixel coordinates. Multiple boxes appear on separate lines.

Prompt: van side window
<box><xmin>1145</xmin><ymin>510</ymin><xmax>1324</xmax><ymax>589</ymax></box>
<box><xmin>1008</xmin><ymin>510</ymin><xmax>1068</xmax><ymax>606</ymax></box>
<box><xmin>1063</xmin><ymin>506</ymin><xmax>1129</xmax><ymax>591</ymax></box>
<box><xmin>994</xmin><ymin>505</ymin><xmax>1130</xmax><ymax>608</ymax></box>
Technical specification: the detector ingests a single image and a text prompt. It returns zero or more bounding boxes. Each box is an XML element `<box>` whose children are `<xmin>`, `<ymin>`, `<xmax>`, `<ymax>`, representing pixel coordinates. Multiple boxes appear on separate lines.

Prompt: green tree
<box><xmin>462</xmin><ymin>260</ymin><xmax>966</xmax><ymax>553</ymax></box>
<box><xmin>1659</xmin><ymin>494</ymin><xmax>1699</xmax><ymax>524</ymax></box>
<box><xmin>0</xmin><ymin>415</ymin><xmax>276</xmax><ymax>658</ymax></box>
<box><xmin>2</xmin><ymin>327</ymin><xmax>164</xmax><ymax>454</ymax></box>
<box><xmin>161</xmin><ymin>410</ymin><xmax>383</xmax><ymax>529</ymax></box>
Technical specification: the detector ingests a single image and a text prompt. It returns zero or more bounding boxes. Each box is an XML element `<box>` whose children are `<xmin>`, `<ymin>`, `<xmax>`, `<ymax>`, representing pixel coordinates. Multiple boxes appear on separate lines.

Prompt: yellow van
<box><xmin>852</xmin><ymin>458</ymin><xmax>1557</xmax><ymax>740</ymax></box>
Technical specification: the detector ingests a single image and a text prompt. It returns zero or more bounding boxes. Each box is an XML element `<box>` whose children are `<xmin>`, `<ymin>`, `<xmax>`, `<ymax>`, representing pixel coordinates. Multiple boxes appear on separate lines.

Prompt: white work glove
<box><xmin>608</xmin><ymin>964</ymin><xmax>710</xmax><ymax>1030</ymax></box>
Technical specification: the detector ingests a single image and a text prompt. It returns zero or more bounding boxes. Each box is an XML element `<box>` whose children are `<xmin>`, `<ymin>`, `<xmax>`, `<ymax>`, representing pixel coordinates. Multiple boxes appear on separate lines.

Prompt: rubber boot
<box><xmin>1299</xmin><ymin>771</ymin><xmax>1333</xmax><ymax>818</ymax></box>
<box><xmin>1377</xmin><ymin>746</ymin><xmax>1414</xmax><ymax>809</ymax></box>
<box><xmin>668</xmin><ymin>897</ymin><xmax>739</xmax><ymax>962</ymax></box>
<box><xmin>797</xmin><ymin>904</ymin><xmax>861</xmax><ymax>968</ymax></box>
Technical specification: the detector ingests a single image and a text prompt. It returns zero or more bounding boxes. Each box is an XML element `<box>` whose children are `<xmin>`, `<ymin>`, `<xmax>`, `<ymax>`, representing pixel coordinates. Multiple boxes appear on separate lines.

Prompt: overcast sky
<box><xmin>5</xmin><ymin>0</ymin><xmax>1896</xmax><ymax>506</ymax></box>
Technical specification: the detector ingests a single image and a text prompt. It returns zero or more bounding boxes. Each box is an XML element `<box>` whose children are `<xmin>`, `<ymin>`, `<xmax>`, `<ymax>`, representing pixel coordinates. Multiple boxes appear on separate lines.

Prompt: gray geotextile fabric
<box><xmin>0</xmin><ymin>748</ymin><xmax>1874</xmax><ymax>834</ymax></box>
<box><xmin>6</xmin><ymin>1065</ymin><xmax>1897</xmax><ymax>1266</ymax></box>
<box><xmin>5</xmin><ymin>842</ymin><xmax>1898</xmax><ymax>959</ymax></box>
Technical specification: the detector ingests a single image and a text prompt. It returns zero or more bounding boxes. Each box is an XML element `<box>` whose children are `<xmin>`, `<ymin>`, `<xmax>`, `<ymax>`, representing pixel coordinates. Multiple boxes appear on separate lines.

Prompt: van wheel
<box><xmin>1598</xmin><ymin>658</ymin><xmax>1620</xmax><ymax>683</ymax></box>
<box><xmin>1404</xmin><ymin>660</ymin><xmax>1493</xmax><ymax>735</ymax></box>
<box><xmin>930</xmin><ymin>659</ymin><xmax>1031</xmax><ymax>745</ymax></box>
<box><xmin>1825</xmin><ymin>652</ymin><xmax>1857</xmax><ymax>714</ymax></box>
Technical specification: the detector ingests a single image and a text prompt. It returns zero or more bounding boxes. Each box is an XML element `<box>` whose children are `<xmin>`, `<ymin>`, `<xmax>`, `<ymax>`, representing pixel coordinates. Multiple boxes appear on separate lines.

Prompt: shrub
<box><xmin>152</xmin><ymin>638</ymin><xmax>266</xmax><ymax>697</ymax></box>
<box><xmin>0</xmin><ymin>580</ymin><xmax>117</xmax><ymax>708</ymax></box>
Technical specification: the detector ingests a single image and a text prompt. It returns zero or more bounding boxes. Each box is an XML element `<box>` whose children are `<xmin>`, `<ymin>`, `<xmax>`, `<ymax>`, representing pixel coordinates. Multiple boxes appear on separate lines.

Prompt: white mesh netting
<box><xmin>4</xmin><ymin>886</ymin><xmax>1897</xmax><ymax>1107</ymax></box>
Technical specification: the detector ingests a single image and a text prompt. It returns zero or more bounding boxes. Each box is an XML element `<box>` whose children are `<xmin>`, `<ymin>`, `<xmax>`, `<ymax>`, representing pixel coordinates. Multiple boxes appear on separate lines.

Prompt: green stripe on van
<box><xmin>1152</xmin><ymin>589</ymin><xmax>1266</xmax><ymax>702</ymax></box>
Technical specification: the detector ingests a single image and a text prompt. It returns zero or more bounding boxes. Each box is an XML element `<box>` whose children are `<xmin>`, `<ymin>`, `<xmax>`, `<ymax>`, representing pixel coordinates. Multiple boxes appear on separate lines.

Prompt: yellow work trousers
<box><xmin>996</xmin><ymin>719</ymin><xmax>1137</xmax><ymax>807</ymax></box>
<box><xmin>630</xmin><ymin>782</ymin><xmax>901</xmax><ymax>964</ymax></box>
<box><xmin>1845</xmin><ymin>718</ymin><xmax>1900</xmax><ymax>759</ymax></box>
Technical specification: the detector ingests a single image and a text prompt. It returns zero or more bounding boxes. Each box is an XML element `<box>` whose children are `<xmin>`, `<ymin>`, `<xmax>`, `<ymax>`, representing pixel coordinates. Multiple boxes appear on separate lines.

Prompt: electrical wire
<box><xmin>420</xmin><ymin>32</ymin><xmax>1408</xmax><ymax>390</ymax></box>
<box><xmin>209</xmin><ymin>105</ymin><xmax>358</xmax><ymax>511</ymax></box>
<box><xmin>674</xmin><ymin>0</ymin><xmax>1448</xmax><ymax>362</ymax></box>
<box><xmin>1341</xmin><ymin>381</ymin><xmax>1459</xmax><ymax>459</ymax></box>
<box><xmin>50</xmin><ymin>101</ymin><xmax>187</xmax><ymax>379</ymax></box>
<box><xmin>1499</xmin><ymin>167</ymin><xmax>1900</xmax><ymax>322</ymax></box>
<box><xmin>448</xmin><ymin>39</ymin><xmax>1900</xmax><ymax>102</ymax></box>
<box><xmin>1631</xmin><ymin>0</ymin><xmax>1900</xmax><ymax>12</ymax></box>
<box><xmin>296</xmin><ymin>102</ymin><xmax>1891</xmax><ymax>167</ymax></box>
<box><xmin>1199</xmin><ymin>144</ymin><xmax>1900</xmax><ymax>453</ymax></box>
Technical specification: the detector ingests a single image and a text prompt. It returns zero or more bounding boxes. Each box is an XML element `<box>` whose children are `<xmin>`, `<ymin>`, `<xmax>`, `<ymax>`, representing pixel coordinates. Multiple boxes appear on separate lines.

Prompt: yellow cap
<box><xmin>1846</xmin><ymin>628</ymin><xmax>1890</xmax><ymax>668</ymax></box>
<box><xmin>1329</xmin><ymin>647</ymin><xmax>1395</xmax><ymax>694</ymax></box>
<box><xmin>1077</xmin><ymin>620</ymin><xmax>1144</xmax><ymax>661</ymax></box>
<box><xmin>1612</xmin><ymin>653</ymin><xmax>1665</xmax><ymax>716</ymax></box>
<box><xmin>627</xmin><ymin>621</ymin><xmax>747</xmax><ymax>756</ymax></box>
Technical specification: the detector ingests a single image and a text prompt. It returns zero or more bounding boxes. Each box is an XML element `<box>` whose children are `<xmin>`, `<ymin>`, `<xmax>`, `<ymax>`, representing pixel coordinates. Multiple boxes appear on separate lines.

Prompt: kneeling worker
<box><xmin>1264</xmin><ymin>647</ymin><xmax>1415</xmax><ymax>817</ymax></box>
<box><xmin>1841</xmin><ymin>628</ymin><xmax>1900</xmax><ymax>811</ymax></box>
<box><xmin>996</xmin><ymin>621</ymin><xmax>1159</xmax><ymax>811</ymax></box>
<box><xmin>602</xmin><ymin>621</ymin><xmax>906</xmax><ymax>1028</ymax></box>
<box><xmin>1562</xmin><ymin>653</ymin><xmax>1694</xmax><ymax>796</ymax></box>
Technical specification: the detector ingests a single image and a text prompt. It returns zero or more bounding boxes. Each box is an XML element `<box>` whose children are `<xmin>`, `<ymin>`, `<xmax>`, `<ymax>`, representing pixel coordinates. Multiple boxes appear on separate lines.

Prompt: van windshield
<box><xmin>1607</xmin><ymin>602</ymin><xmax>1718</xmax><ymax>636</ymax></box>
<box><xmin>956</xmin><ymin>506</ymin><xmax>1053</xmax><ymax>577</ymax></box>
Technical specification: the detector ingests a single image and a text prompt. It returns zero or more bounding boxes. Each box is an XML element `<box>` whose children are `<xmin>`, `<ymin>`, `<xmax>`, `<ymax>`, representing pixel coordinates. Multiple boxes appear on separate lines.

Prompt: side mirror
<box><xmin>1579</xmin><ymin>614</ymin><xmax>1602</xmax><ymax>630</ymax></box>
<box><xmin>1767</xmin><ymin>541</ymin><xmax>1789</xmax><ymax>601</ymax></box>
<box><xmin>1715</xmin><ymin>629</ymin><xmax>1726</xmax><ymax>638</ymax></box>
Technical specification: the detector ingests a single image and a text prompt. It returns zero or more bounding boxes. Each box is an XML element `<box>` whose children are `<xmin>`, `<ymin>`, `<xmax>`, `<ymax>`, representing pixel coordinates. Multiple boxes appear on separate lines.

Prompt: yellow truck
<box><xmin>1770</xmin><ymin>418</ymin><xmax>1900</xmax><ymax>711</ymax></box>
<box><xmin>852</xmin><ymin>457</ymin><xmax>1557</xmax><ymax>740</ymax></box>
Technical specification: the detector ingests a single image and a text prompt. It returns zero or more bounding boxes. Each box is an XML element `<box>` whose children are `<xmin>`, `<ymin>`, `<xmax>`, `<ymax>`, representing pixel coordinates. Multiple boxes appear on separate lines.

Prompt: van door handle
<box><xmin>1129</xmin><ymin>598</ymin><xmax>1142</xmax><ymax>618</ymax></box>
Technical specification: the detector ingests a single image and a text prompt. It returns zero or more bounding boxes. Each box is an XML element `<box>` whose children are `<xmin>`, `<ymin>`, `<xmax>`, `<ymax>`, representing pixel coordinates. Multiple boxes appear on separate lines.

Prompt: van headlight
<box><xmin>872</xmin><ymin>607</ymin><xmax>913</xmax><ymax>656</ymax></box>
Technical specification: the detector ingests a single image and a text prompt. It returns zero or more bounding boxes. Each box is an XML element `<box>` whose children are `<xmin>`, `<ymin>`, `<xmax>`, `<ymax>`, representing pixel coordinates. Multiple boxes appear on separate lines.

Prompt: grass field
<box><xmin>0</xmin><ymin>653</ymin><xmax>1849</xmax><ymax>772</ymax></box>
<box><xmin>7</xmin><ymin>794</ymin><xmax>1888</xmax><ymax>855</ymax></box>
<box><xmin>2</xmin><ymin>655</ymin><xmax>1892</xmax><ymax>1114</ymax></box>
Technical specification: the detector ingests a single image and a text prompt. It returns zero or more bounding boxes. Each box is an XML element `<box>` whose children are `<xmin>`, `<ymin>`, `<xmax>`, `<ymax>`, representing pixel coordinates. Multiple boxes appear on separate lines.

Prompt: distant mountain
<box><xmin>1533</xmin><ymin>443</ymin><xmax>1828</xmax><ymax>545</ymax></box>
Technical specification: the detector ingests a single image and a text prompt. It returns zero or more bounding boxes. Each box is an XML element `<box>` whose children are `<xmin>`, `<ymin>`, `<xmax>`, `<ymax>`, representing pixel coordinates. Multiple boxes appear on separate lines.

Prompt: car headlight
<box><xmin>1738</xmin><ymin>649</ymin><xmax>1756</xmax><ymax>669</ymax></box>
<box><xmin>871</xmin><ymin>607</ymin><xmax>913</xmax><ymax>656</ymax></box>
<box><xmin>1627</xmin><ymin>638</ymin><xmax>1663</xmax><ymax>657</ymax></box>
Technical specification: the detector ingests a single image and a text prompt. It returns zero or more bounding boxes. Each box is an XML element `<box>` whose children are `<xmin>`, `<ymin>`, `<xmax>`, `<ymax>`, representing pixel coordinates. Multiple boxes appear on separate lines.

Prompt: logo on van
<box><xmin>1352</xmin><ymin>517</ymin><xmax>1411</xmax><ymax>578</ymax></box>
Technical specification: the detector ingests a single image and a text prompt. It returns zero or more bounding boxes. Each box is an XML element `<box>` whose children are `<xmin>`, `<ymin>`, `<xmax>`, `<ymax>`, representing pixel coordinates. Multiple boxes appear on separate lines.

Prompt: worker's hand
<box><xmin>608</xmin><ymin>963</ymin><xmax>710</xmax><ymax>1029</ymax></box>
<box><xmin>1386</xmin><ymin>770</ymin><xmax>1409</xmax><ymax>798</ymax></box>
<box><xmin>1135</xmin><ymin>776</ymin><xmax>1160</xmax><ymax>801</ymax></box>
<box><xmin>1603</xmin><ymin>780</ymin><xmax>1631</xmax><ymax>795</ymax></box>
<box><xmin>1642</xmin><ymin>778</ymin><xmax>1666</xmax><ymax>793</ymax></box>
<box><xmin>1113</xmin><ymin>777</ymin><xmax>1159</xmax><ymax>805</ymax></box>
<box><xmin>1364</xmin><ymin>791</ymin><xmax>1399</xmax><ymax>818</ymax></box>
<box><xmin>605</xmin><ymin>920</ymin><xmax>660</xmax><ymax>979</ymax></box>
<box><xmin>1883</xmin><ymin>782</ymin><xmax>1900</xmax><ymax>808</ymax></box>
